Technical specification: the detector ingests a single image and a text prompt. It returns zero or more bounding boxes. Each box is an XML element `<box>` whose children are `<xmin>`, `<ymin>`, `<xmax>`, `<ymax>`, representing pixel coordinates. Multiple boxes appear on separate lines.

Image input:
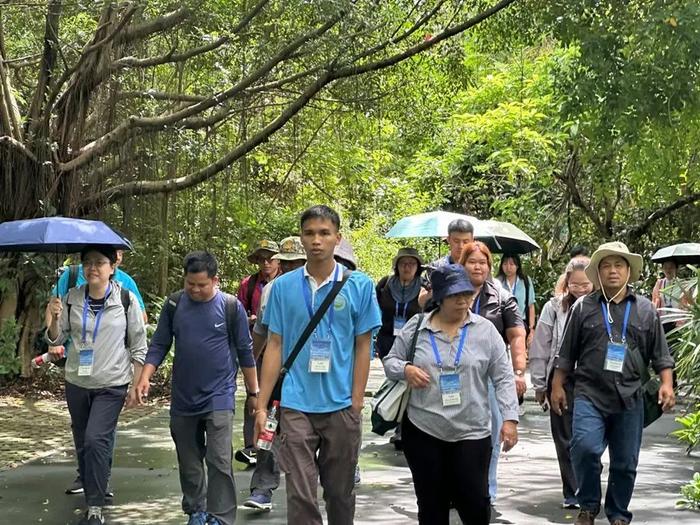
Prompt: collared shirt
<box><xmin>383</xmin><ymin>312</ymin><xmax>519</xmax><ymax>442</ymax></box>
<box><xmin>472</xmin><ymin>280</ymin><xmax>524</xmax><ymax>340</ymax></box>
<box><xmin>557</xmin><ymin>289</ymin><xmax>674</xmax><ymax>414</ymax></box>
<box><xmin>237</xmin><ymin>271</ymin><xmax>274</xmax><ymax>318</ymax></box>
<box><xmin>46</xmin><ymin>283</ymin><xmax>147</xmax><ymax>389</ymax></box>
<box><xmin>263</xmin><ymin>264</ymin><xmax>382</xmax><ymax>413</ymax></box>
<box><xmin>52</xmin><ymin>266</ymin><xmax>146</xmax><ymax>310</ymax></box>
<box><xmin>497</xmin><ymin>275</ymin><xmax>536</xmax><ymax>318</ymax></box>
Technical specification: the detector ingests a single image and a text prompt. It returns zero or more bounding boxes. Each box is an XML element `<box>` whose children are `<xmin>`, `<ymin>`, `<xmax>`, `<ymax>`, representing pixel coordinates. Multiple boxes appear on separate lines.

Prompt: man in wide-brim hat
<box><xmin>551</xmin><ymin>242</ymin><xmax>675</xmax><ymax>525</ymax></box>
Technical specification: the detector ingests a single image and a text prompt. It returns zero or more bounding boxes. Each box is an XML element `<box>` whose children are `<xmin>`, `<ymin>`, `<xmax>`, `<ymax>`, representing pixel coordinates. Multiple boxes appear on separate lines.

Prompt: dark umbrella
<box><xmin>651</xmin><ymin>243</ymin><xmax>700</xmax><ymax>265</ymax></box>
<box><xmin>0</xmin><ymin>217</ymin><xmax>132</xmax><ymax>252</ymax></box>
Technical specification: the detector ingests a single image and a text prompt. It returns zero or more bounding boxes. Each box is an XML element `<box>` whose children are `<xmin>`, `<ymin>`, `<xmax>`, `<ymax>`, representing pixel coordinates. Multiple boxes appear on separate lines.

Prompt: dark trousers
<box><xmin>549</xmin><ymin>388</ymin><xmax>577</xmax><ymax>502</ymax></box>
<box><xmin>278</xmin><ymin>407</ymin><xmax>362</xmax><ymax>525</ymax></box>
<box><xmin>402</xmin><ymin>417</ymin><xmax>492</xmax><ymax>525</ymax></box>
<box><xmin>65</xmin><ymin>382</ymin><xmax>127</xmax><ymax>507</ymax></box>
<box><xmin>170</xmin><ymin>410</ymin><xmax>237</xmax><ymax>525</ymax></box>
<box><xmin>571</xmin><ymin>396</ymin><xmax>644</xmax><ymax>523</ymax></box>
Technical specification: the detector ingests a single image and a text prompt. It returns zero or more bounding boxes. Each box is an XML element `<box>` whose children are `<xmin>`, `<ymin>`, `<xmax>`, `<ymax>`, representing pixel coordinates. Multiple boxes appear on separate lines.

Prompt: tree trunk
<box><xmin>158</xmin><ymin>193</ymin><xmax>169</xmax><ymax>297</ymax></box>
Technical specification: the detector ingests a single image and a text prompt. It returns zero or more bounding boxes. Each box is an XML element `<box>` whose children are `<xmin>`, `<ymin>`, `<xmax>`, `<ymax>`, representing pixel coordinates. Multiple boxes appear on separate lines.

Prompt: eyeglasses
<box><xmin>568</xmin><ymin>282</ymin><xmax>590</xmax><ymax>290</ymax></box>
<box><xmin>83</xmin><ymin>260</ymin><xmax>110</xmax><ymax>268</ymax></box>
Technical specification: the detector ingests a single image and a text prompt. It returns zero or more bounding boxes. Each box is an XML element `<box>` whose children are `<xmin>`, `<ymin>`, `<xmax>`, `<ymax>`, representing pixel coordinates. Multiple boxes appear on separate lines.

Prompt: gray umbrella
<box><xmin>651</xmin><ymin>243</ymin><xmax>700</xmax><ymax>265</ymax></box>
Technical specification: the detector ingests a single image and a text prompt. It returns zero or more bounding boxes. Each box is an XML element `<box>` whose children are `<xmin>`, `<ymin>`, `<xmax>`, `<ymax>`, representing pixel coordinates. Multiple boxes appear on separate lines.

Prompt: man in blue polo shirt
<box><xmin>135</xmin><ymin>251</ymin><xmax>258</xmax><ymax>525</ymax></box>
<box><xmin>255</xmin><ymin>205</ymin><xmax>381</xmax><ymax>525</ymax></box>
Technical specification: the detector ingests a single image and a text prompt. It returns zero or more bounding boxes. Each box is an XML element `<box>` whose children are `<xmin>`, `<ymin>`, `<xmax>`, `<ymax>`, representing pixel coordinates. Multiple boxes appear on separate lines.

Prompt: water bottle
<box><xmin>31</xmin><ymin>347</ymin><xmax>65</xmax><ymax>368</ymax></box>
<box><xmin>256</xmin><ymin>401</ymin><xmax>280</xmax><ymax>451</ymax></box>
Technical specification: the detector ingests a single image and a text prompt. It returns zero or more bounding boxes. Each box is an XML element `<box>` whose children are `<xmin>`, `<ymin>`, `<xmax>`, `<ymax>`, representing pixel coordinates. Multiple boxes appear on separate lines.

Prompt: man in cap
<box><xmin>243</xmin><ymin>237</ymin><xmax>306</xmax><ymax>512</ymax></box>
<box><xmin>236</xmin><ymin>239</ymin><xmax>281</xmax><ymax>465</ymax></box>
<box><xmin>551</xmin><ymin>242</ymin><xmax>675</xmax><ymax>525</ymax></box>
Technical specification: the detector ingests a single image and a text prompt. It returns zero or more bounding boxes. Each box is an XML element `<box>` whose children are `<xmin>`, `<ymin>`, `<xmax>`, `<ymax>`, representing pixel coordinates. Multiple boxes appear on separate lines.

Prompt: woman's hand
<box><xmin>47</xmin><ymin>297</ymin><xmax>62</xmax><ymax>321</ymax></box>
<box><xmin>500</xmin><ymin>420</ymin><xmax>518</xmax><ymax>452</ymax></box>
<box><xmin>405</xmin><ymin>364</ymin><xmax>430</xmax><ymax>388</ymax></box>
<box><xmin>48</xmin><ymin>345</ymin><xmax>65</xmax><ymax>357</ymax></box>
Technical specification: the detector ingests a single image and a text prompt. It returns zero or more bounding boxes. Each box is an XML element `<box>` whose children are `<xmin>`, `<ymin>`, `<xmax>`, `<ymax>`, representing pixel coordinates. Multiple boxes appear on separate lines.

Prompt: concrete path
<box><xmin>1</xmin><ymin>362</ymin><xmax>699</xmax><ymax>524</ymax></box>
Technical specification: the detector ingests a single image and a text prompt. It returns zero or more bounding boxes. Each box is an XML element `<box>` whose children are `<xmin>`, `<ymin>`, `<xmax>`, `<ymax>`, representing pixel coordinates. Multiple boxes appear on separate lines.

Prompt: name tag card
<box><xmin>439</xmin><ymin>373</ymin><xmax>461</xmax><ymax>406</ymax></box>
<box><xmin>393</xmin><ymin>317</ymin><xmax>407</xmax><ymax>336</ymax></box>
<box><xmin>78</xmin><ymin>349</ymin><xmax>94</xmax><ymax>376</ymax></box>
<box><xmin>309</xmin><ymin>338</ymin><xmax>332</xmax><ymax>373</ymax></box>
<box><xmin>604</xmin><ymin>342</ymin><xmax>626</xmax><ymax>373</ymax></box>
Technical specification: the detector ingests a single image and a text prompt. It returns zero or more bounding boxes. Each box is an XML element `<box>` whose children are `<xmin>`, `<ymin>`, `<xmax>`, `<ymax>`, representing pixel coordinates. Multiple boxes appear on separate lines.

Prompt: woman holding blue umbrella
<box><xmin>46</xmin><ymin>245</ymin><xmax>147</xmax><ymax>525</ymax></box>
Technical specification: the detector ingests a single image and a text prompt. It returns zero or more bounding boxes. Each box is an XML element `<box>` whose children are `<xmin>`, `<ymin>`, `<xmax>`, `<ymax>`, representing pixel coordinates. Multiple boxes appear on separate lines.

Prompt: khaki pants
<box><xmin>278</xmin><ymin>407</ymin><xmax>362</xmax><ymax>525</ymax></box>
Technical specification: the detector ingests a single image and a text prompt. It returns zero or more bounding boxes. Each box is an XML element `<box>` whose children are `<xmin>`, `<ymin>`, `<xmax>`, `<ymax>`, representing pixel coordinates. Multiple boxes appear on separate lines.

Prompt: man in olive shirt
<box><xmin>551</xmin><ymin>242</ymin><xmax>675</xmax><ymax>525</ymax></box>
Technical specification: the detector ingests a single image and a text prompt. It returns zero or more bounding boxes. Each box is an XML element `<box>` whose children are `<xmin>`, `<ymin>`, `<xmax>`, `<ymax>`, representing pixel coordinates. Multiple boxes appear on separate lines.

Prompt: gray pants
<box><xmin>65</xmin><ymin>382</ymin><xmax>127</xmax><ymax>507</ymax></box>
<box><xmin>278</xmin><ymin>407</ymin><xmax>362</xmax><ymax>525</ymax></box>
<box><xmin>170</xmin><ymin>410</ymin><xmax>237</xmax><ymax>525</ymax></box>
<box><xmin>250</xmin><ymin>446</ymin><xmax>280</xmax><ymax>497</ymax></box>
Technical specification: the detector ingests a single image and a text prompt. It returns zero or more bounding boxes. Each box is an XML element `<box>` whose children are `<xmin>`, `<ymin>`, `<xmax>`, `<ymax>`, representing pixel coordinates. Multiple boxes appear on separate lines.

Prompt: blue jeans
<box><xmin>488</xmin><ymin>381</ymin><xmax>503</xmax><ymax>502</ymax></box>
<box><xmin>571</xmin><ymin>396</ymin><xmax>643</xmax><ymax>523</ymax></box>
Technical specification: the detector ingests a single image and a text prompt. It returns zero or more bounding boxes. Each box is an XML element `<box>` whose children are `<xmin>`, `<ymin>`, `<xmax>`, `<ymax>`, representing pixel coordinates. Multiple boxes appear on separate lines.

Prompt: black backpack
<box><xmin>161</xmin><ymin>291</ymin><xmax>241</xmax><ymax>360</ymax></box>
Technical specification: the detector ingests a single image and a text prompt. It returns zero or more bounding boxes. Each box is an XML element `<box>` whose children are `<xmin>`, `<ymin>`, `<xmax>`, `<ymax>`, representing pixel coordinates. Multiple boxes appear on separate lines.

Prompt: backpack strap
<box><xmin>67</xmin><ymin>264</ymin><xmax>80</xmax><ymax>290</ymax></box>
<box><xmin>120</xmin><ymin>287</ymin><xmax>131</xmax><ymax>347</ymax></box>
<box><xmin>163</xmin><ymin>290</ymin><xmax>184</xmax><ymax>327</ymax></box>
<box><xmin>245</xmin><ymin>273</ymin><xmax>258</xmax><ymax>315</ymax></box>
<box><xmin>407</xmin><ymin>313</ymin><xmax>425</xmax><ymax>363</ymax></box>
<box><xmin>524</xmin><ymin>276</ymin><xmax>531</xmax><ymax>331</ymax></box>
<box><xmin>223</xmin><ymin>293</ymin><xmax>240</xmax><ymax>358</ymax></box>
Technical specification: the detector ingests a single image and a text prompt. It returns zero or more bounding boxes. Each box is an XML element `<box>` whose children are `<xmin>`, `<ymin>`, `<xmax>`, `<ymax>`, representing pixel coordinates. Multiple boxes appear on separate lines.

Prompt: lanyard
<box><xmin>506</xmin><ymin>276</ymin><xmax>518</xmax><ymax>294</ymax></box>
<box><xmin>395</xmin><ymin>301</ymin><xmax>409</xmax><ymax>319</ymax></box>
<box><xmin>81</xmin><ymin>283</ymin><xmax>112</xmax><ymax>344</ymax></box>
<box><xmin>302</xmin><ymin>265</ymin><xmax>340</xmax><ymax>335</ymax></box>
<box><xmin>428</xmin><ymin>325</ymin><xmax>469</xmax><ymax>371</ymax></box>
<box><xmin>601</xmin><ymin>300</ymin><xmax>631</xmax><ymax>343</ymax></box>
<box><xmin>472</xmin><ymin>294</ymin><xmax>481</xmax><ymax>315</ymax></box>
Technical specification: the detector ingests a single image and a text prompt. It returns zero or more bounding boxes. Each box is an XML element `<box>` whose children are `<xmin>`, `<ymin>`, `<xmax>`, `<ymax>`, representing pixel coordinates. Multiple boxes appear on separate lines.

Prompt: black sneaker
<box><xmin>105</xmin><ymin>485</ymin><xmax>114</xmax><ymax>499</ymax></box>
<box><xmin>234</xmin><ymin>447</ymin><xmax>257</xmax><ymax>466</ymax></box>
<box><xmin>66</xmin><ymin>475</ymin><xmax>84</xmax><ymax>495</ymax></box>
<box><xmin>87</xmin><ymin>516</ymin><xmax>104</xmax><ymax>525</ymax></box>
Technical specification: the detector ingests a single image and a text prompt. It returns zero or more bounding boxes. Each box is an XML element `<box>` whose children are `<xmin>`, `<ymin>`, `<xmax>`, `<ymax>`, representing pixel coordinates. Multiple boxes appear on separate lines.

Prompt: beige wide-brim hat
<box><xmin>585</xmin><ymin>241</ymin><xmax>643</xmax><ymax>283</ymax></box>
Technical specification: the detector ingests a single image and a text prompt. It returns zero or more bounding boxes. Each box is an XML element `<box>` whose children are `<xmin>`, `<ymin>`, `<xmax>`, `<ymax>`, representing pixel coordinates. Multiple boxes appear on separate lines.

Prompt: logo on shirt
<box><xmin>333</xmin><ymin>294</ymin><xmax>347</xmax><ymax>311</ymax></box>
<box><xmin>215</xmin><ymin>322</ymin><xmax>225</xmax><ymax>328</ymax></box>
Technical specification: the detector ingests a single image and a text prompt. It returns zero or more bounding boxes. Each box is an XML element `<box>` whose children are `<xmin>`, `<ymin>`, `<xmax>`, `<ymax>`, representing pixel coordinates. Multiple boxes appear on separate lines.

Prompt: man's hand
<box><xmin>550</xmin><ymin>383</ymin><xmax>567</xmax><ymax>416</ymax></box>
<box><xmin>246</xmin><ymin>394</ymin><xmax>258</xmax><ymax>416</ymax></box>
<box><xmin>514</xmin><ymin>374</ymin><xmax>527</xmax><ymax>397</ymax></box>
<box><xmin>658</xmin><ymin>382</ymin><xmax>675</xmax><ymax>412</ymax></box>
<box><xmin>248</xmin><ymin>314</ymin><xmax>257</xmax><ymax>325</ymax></box>
<box><xmin>500</xmin><ymin>420</ymin><xmax>518</xmax><ymax>452</ymax></box>
<box><xmin>351</xmin><ymin>400</ymin><xmax>364</xmax><ymax>416</ymax></box>
<box><xmin>526</xmin><ymin>331</ymin><xmax>535</xmax><ymax>348</ymax></box>
<box><xmin>253</xmin><ymin>409</ymin><xmax>268</xmax><ymax>447</ymax></box>
<box><xmin>405</xmin><ymin>364</ymin><xmax>430</xmax><ymax>389</ymax></box>
<box><xmin>418</xmin><ymin>288</ymin><xmax>431</xmax><ymax>309</ymax></box>
<box><xmin>535</xmin><ymin>390</ymin><xmax>546</xmax><ymax>405</ymax></box>
<box><xmin>133</xmin><ymin>377</ymin><xmax>150</xmax><ymax>406</ymax></box>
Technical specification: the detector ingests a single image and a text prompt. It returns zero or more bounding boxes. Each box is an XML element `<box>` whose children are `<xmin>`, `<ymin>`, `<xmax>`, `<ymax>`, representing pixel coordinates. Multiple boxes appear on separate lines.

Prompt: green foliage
<box><xmin>677</xmin><ymin>472</ymin><xmax>700</xmax><ymax>511</ymax></box>
<box><xmin>671</xmin><ymin>406</ymin><xmax>700</xmax><ymax>455</ymax></box>
<box><xmin>0</xmin><ymin>318</ymin><xmax>21</xmax><ymax>377</ymax></box>
<box><xmin>665</xmin><ymin>267</ymin><xmax>700</xmax><ymax>391</ymax></box>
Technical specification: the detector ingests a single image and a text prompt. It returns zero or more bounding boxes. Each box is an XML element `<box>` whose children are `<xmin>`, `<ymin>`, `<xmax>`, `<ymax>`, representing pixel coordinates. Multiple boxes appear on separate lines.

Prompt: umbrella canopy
<box><xmin>479</xmin><ymin>219</ymin><xmax>540</xmax><ymax>255</ymax></box>
<box><xmin>0</xmin><ymin>217</ymin><xmax>132</xmax><ymax>253</ymax></box>
<box><xmin>651</xmin><ymin>243</ymin><xmax>700</xmax><ymax>265</ymax></box>
<box><xmin>385</xmin><ymin>211</ymin><xmax>539</xmax><ymax>254</ymax></box>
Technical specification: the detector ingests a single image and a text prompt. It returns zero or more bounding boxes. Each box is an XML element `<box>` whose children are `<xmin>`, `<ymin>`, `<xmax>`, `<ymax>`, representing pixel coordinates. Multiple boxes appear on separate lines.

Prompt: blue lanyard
<box><xmin>472</xmin><ymin>294</ymin><xmax>481</xmax><ymax>315</ymax></box>
<box><xmin>428</xmin><ymin>325</ymin><xmax>469</xmax><ymax>370</ymax></box>
<box><xmin>81</xmin><ymin>283</ymin><xmax>112</xmax><ymax>344</ymax></box>
<box><xmin>601</xmin><ymin>300</ymin><xmax>631</xmax><ymax>343</ymax></box>
<box><xmin>302</xmin><ymin>265</ymin><xmax>340</xmax><ymax>335</ymax></box>
<box><xmin>505</xmin><ymin>276</ymin><xmax>518</xmax><ymax>294</ymax></box>
<box><xmin>395</xmin><ymin>301</ymin><xmax>409</xmax><ymax>319</ymax></box>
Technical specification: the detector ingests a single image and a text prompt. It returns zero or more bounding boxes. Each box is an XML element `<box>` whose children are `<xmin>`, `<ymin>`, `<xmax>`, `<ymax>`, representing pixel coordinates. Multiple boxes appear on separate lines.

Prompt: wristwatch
<box><xmin>247</xmin><ymin>391</ymin><xmax>259</xmax><ymax>398</ymax></box>
<box><xmin>514</xmin><ymin>370</ymin><xmax>524</xmax><ymax>377</ymax></box>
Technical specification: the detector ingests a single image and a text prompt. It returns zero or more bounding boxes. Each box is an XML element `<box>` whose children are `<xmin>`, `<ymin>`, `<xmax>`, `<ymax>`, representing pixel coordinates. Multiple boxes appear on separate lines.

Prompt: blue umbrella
<box><xmin>0</xmin><ymin>217</ymin><xmax>132</xmax><ymax>253</ymax></box>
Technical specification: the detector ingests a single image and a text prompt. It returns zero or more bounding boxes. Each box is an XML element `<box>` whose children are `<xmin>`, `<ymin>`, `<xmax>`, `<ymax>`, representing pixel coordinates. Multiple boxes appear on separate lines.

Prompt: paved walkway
<box><xmin>1</xmin><ymin>362</ymin><xmax>699</xmax><ymax>524</ymax></box>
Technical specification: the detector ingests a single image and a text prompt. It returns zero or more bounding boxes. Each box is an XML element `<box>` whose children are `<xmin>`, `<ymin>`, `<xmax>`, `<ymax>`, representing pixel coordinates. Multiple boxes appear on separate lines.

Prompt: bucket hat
<box><xmin>392</xmin><ymin>247</ymin><xmax>424</xmax><ymax>272</ymax></box>
<box><xmin>247</xmin><ymin>239</ymin><xmax>279</xmax><ymax>263</ymax></box>
<box><xmin>334</xmin><ymin>238</ymin><xmax>357</xmax><ymax>270</ymax></box>
<box><xmin>272</xmin><ymin>236</ymin><xmax>306</xmax><ymax>261</ymax></box>
<box><xmin>585</xmin><ymin>241</ymin><xmax>643</xmax><ymax>283</ymax></box>
<box><xmin>431</xmin><ymin>264</ymin><xmax>475</xmax><ymax>304</ymax></box>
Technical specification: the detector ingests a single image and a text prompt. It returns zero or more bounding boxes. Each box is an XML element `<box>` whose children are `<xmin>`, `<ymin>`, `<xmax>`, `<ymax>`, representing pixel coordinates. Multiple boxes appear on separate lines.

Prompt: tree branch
<box><xmin>231</xmin><ymin>0</ymin><xmax>270</xmax><ymax>35</ymax></box>
<box><xmin>331</xmin><ymin>0</ymin><xmax>516</xmax><ymax>80</ymax></box>
<box><xmin>0</xmin><ymin>135</ymin><xmax>38</xmax><ymax>163</ymax></box>
<box><xmin>113</xmin><ymin>36</ymin><xmax>228</xmax><ymax>69</ymax></box>
<box><xmin>624</xmin><ymin>192</ymin><xmax>700</xmax><ymax>242</ymax></box>
<box><xmin>116</xmin><ymin>90</ymin><xmax>207</xmax><ymax>103</ymax></box>
<box><xmin>75</xmin><ymin>71</ymin><xmax>334</xmax><ymax>212</ymax></box>
<box><xmin>114</xmin><ymin>7</ymin><xmax>191</xmax><ymax>45</ymax></box>
<box><xmin>60</xmin><ymin>16</ymin><xmax>342</xmax><ymax>173</ymax></box>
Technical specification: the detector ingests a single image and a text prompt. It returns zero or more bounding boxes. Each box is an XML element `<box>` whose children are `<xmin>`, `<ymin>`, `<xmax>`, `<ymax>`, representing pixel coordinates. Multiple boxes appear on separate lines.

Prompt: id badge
<box><xmin>393</xmin><ymin>316</ymin><xmax>407</xmax><ymax>336</ymax></box>
<box><xmin>78</xmin><ymin>349</ymin><xmax>94</xmax><ymax>376</ymax></box>
<box><xmin>309</xmin><ymin>338</ymin><xmax>332</xmax><ymax>373</ymax></box>
<box><xmin>604</xmin><ymin>342</ymin><xmax>626</xmax><ymax>373</ymax></box>
<box><xmin>439</xmin><ymin>373</ymin><xmax>461</xmax><ymax>406</ymax></box>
